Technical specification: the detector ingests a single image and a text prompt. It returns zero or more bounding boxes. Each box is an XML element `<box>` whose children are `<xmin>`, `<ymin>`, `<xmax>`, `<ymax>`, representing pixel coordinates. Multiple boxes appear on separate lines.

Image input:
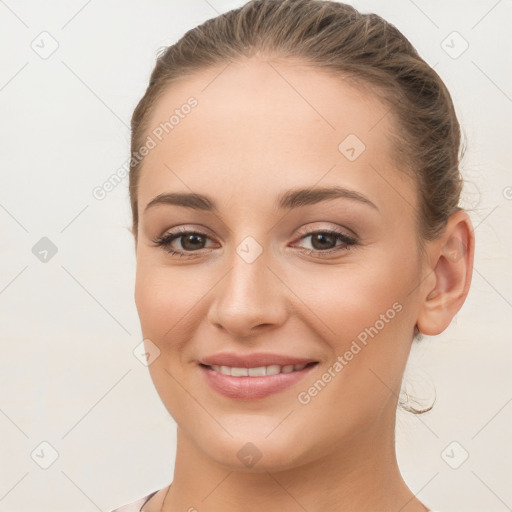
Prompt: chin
<box><xmin>185</xmin><ymin>419</ymin><xmax>316</xmax><ymax>474</ymax></box>
<box><xmin>209</xmin><ymin>439</ymin><xmax>310</xmax><ymax>474</ymax></box>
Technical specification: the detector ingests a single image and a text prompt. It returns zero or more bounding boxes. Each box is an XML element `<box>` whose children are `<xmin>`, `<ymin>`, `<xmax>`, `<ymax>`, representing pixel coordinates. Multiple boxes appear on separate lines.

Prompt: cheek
<box><xmin>134</xmin><ymin>258</ymin><xmax>221</xmax><ymax>386</ymax></box>
<box><xmin>134</xmin><ymin>267</ymin><xmax>169</xmax><ymax>341</ymax></box>
<box><xmin>134</xmin><ymin>261</ymin><xmax>203</xmax><ymax>420</ymax></box>
<box><xmin>294</xmin><ymin>252</ymin><xmax>415</xmax><ymax>345</ymax></box>
<box><xmin>291</xmin><ymin>249</ymin><xmax>417</xmax><ymax>410</ymax></box>
<box><xmin>135</xmin><ymin>260</ymin><xmax>202</xmax><ymax>340</ymax></box>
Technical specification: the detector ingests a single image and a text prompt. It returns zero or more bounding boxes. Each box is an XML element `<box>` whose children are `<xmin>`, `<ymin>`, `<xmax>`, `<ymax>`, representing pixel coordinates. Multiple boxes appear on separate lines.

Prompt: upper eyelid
<box><xmin>295</xmin><ymin>224</ymin><xmax>357</xmax><ymax>240</ymax></box>
<box><xmin>158</xmin><ymin>224</ymin><xmax>355</xmax><ymax>240</ymax></box>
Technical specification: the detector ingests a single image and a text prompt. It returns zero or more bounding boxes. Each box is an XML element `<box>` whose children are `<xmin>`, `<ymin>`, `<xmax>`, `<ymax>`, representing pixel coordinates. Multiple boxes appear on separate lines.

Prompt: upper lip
<box><xmin>199</xmin><ymin>352</ymin><xmax>317</xmax><ymax>368</ymax></box>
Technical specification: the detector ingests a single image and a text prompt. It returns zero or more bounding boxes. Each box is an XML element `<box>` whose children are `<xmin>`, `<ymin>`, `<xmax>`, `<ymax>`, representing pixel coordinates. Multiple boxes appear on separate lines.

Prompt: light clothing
<box><xmin>109</xmin><ymin>490</ymin><xmax>158</xmax><ymax>512</ymax></box>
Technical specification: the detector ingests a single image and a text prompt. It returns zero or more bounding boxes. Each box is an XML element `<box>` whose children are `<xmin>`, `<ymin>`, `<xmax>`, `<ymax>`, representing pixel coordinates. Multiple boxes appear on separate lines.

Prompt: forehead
<box><xmin>138</xmin><ymin>56</ymin><xmax>414</xmax><ymax>217</ymax></box>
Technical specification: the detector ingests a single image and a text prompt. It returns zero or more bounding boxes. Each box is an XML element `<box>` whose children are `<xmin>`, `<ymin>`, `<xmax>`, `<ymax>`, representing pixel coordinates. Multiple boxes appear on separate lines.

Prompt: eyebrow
<box><xmin>143</xmin><ymin>186</ymin><xmax>378</xmax><ymax>213</ymax></box>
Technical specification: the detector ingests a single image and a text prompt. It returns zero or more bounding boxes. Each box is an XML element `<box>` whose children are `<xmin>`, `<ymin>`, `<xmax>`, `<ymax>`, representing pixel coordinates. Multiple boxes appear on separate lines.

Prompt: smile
<box><xmin>198</xmin><ymin>361</ymin><xmax>318</xmax><ymax>400</ymax></box>
<box><xmin>205</xmin><ymin>362</ymin><xmax>311</xmax><ymax>377</ymax></box>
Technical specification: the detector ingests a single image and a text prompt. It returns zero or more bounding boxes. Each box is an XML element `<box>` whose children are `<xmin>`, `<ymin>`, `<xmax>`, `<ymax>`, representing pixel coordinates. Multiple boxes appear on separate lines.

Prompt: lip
<box><xmin>198</xmin><ymin>352</ymin><xmax>318</xmax><ymax>400</ymax></box>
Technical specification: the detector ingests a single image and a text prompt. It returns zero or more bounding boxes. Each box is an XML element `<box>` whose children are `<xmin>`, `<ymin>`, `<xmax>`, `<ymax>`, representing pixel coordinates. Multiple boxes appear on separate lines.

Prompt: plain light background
<box><xmin>0</xmin><ymin>1</ymin><xmax>511</xmax><ymax>511</ymax></box>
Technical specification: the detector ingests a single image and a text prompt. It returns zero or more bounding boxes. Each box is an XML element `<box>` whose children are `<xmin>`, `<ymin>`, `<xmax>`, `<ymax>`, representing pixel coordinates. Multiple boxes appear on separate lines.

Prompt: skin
<box><xmin>132</xmin><ymin>56</ymin><xmax>474</xmax><ymax>512</ymax></box>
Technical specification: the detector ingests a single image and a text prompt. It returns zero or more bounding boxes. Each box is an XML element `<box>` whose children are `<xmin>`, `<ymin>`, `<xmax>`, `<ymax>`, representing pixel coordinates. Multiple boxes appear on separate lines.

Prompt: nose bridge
<box><xmin>208</xmin><ymin>232</ymin><xmax>287</xmax><ymax>336</ymax></box>
<box><xmin>230</xmin><ymin>237</ymin><xmax>269</xmax><ymax>300</ymax></box>
<box><xmin>226</xmin><ymin>236</ymin><xmax>275</xmax><ymax>308</ymax></box>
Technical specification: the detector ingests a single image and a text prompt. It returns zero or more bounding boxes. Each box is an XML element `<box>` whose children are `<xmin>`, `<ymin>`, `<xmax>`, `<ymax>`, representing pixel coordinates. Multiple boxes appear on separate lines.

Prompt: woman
<box><xmin>111</xmin><ymin>0</ymin><xmax>474</xmax><ymax>510</ymax></box>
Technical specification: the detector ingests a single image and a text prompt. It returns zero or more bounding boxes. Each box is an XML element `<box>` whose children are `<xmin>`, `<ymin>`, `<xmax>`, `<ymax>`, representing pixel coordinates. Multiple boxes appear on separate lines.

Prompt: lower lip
<box><xmin>198</xmin><ymin>363</ymin><xmax>317</xmax><ymax>400</ymax></box>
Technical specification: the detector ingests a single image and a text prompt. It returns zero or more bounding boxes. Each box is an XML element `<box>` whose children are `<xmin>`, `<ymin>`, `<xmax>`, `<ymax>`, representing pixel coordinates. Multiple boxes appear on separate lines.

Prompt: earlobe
<box><xmin>416</xmin><ymin>211</ymin><xmax>475</xmax><ymax>336</ymax></box>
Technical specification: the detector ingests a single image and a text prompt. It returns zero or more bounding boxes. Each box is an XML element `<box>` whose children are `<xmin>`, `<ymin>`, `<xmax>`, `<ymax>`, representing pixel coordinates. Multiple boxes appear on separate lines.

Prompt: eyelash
<box><xmin>151</xmin><ymin>226</ymin><xmax>358</xmax><ymax>259</ymax></box>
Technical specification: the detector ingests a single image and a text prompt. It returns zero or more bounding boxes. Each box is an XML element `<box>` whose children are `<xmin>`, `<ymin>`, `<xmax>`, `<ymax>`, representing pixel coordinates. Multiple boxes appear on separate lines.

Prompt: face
<box><xmin>134</xmin><ymin>56</ymin><xmax>426</xmax><ymax>471</ymax></box>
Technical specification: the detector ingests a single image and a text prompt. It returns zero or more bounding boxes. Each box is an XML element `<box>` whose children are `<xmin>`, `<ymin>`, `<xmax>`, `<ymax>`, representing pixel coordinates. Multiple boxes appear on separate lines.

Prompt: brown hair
<box><xmin>129</xmin><ymin>0</ymin><xmax>464</xmax><ymax>413</ymax></box>
<box><xmin>129</xmin><ymin>0</ymin><xmax>463</xmax><ymax>245</ymax></box>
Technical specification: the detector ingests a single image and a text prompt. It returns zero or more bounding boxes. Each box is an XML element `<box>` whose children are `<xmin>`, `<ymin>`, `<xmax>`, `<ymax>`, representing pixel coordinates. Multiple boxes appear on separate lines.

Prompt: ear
<box><xmin>416</xmin><ymin>210</ymin><xmax>475</xmax><ymax>336</ymax></box>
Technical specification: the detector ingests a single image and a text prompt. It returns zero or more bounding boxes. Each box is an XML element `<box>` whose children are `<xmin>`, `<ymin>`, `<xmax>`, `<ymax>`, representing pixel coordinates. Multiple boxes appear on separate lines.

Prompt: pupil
<box><xmin>312</xmin><ymin>233</ymin><xmax>334</xmax><ymax>250</ymax></box>
<box><xmin>183</xmin><ymin>234</ymin><xmax>204</xmax><ymax>250</ymax></box>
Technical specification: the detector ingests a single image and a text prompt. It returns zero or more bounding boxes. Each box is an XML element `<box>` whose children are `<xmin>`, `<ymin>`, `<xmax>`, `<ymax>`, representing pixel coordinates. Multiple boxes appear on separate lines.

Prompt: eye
<box><xmin>292</xmin><ymin>228</ymin><xmax>357</xmax><ymax>258</ymax></box>
<box><xmin>152</xmin><ymin>226</ymin><xmax>358</xmax><ymax>258</ymax></box>
<box><xmin>151</xmin><ymin>227</ymin><xmax>216</xmax><ymax>257</ymax></box>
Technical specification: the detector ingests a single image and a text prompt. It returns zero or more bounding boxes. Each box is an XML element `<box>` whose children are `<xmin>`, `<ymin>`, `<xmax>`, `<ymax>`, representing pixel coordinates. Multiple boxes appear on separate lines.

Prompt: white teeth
<box><xmin>266</xmin><ymin>365</ymin><xmax>281</xmax><ymax>375</ymax></box>
<box><xmin>209</xmin><ymin>363</ymin><xmax>311</xmax><ymax>377</ymax></box>
<box><xmin>231</xmin><ymin>367</ymin><xmax>248</xmax><ymax>377</ymax></box>
<box><xmin>248</xmin><ymin>366</ymin><xmax>266</xmax><ymax>376</ymax></box>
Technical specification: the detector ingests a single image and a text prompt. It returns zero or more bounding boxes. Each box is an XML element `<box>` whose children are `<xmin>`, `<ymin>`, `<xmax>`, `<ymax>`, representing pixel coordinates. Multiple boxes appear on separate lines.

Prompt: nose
<box><xmin>207</xmin><ymin>247</ymin><xmax>289</xmax><ymax>338</ymax></box>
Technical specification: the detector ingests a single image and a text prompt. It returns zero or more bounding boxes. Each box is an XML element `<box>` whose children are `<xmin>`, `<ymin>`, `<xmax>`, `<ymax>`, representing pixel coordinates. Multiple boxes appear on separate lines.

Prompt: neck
<box><xmin>161</xmin><ymin>404</ymin><xmax>428</xmax><ymax>512</ymax></box>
